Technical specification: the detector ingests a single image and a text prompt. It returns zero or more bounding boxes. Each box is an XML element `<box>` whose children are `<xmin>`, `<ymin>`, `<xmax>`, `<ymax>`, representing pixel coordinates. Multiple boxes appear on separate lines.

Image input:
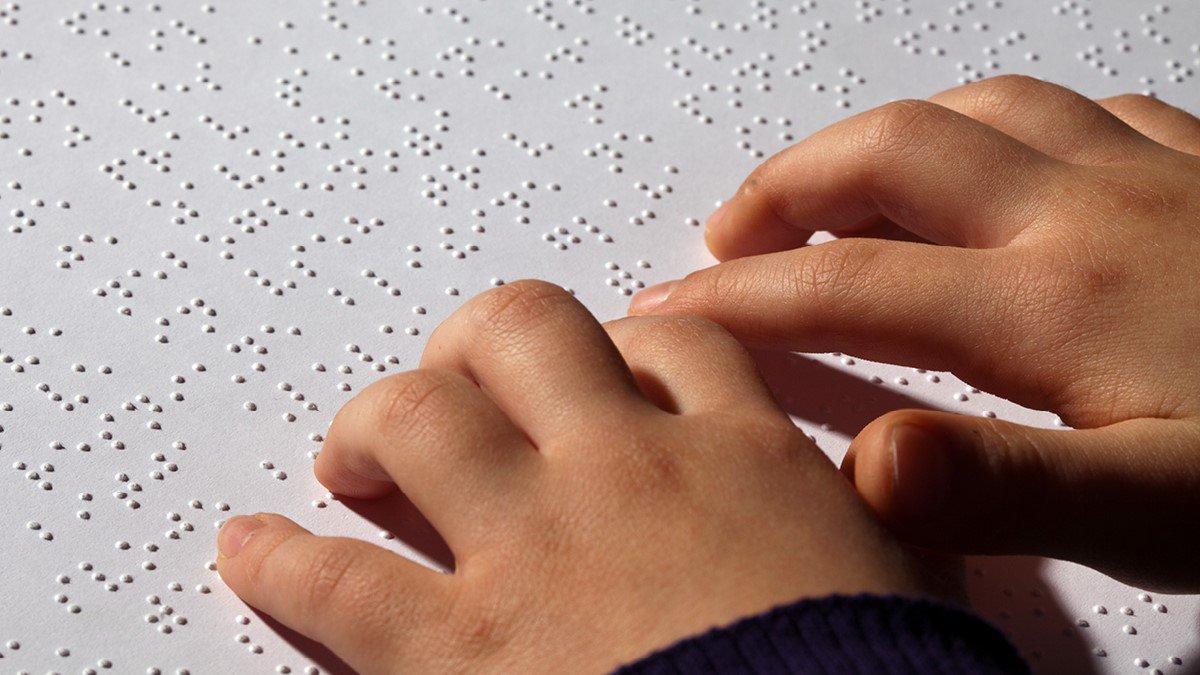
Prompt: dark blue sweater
<box><xmin>619</xmin><ymin>594</ymin><xmax>1028</xmax><ymax>674</ymax></box>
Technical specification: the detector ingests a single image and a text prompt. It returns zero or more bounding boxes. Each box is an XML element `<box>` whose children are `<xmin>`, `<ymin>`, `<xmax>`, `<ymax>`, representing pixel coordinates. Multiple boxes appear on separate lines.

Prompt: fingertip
<box><xmin>217</xmin><ymin>513</ymin><xmax>297</xmax><ymax>554</ymax></box>
<box><xmin>216</xmin><ymin>512</ymin><xmax>304</xmax><ymax>586</ymax></box>
<box><xmin>314</xmin><ymin>450</ymin><xmax>396</xmax><ymax>499</ymax></box>
<box><xmin>848</xmin><ymin>410</ymin><xmax>955</xmax><ymax>532</ymax></box>
<box><xmin>628</xmin><ymin>280</ymin><xmax>678</xmax><ymax>315</ymax></box>
<box><xmin>217</xmin><ymin>514</ymin><xmax>268</xmax><ymax>559</ymax></box>
<box><xmin>846</xmin><ymin>414</ymin><xmax>899</xmax><ymax>515</ymax></box>
<box><xmin>703</xmin><ymin>195</ymin><xmax>812</xmax><ymax>261</ymax></box>
<box><xmin>701</xmin><ymin>201</ymin><xmax>732</xmax><ymax>257</ymax></box>
<box><xmin>888</xmin><ymin>422</ymin><xmax>952</xmax><ymax>521</ymax></box>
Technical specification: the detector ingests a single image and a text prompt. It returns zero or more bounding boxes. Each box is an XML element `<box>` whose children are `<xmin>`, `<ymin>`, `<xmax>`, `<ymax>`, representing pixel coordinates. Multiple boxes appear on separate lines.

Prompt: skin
<box><xmin>216</xmin><ymin>281</ymin><xmax>940</xmax><ymax>674</ymax></box>
<box><xmin>215</xmin><ymin>75</ymin><xmax>1200</xmax><ymax>671</ymax></box>
<box><xmin>629</xmin><ymin>75</ymin><xmax>1200</xmax><ymax>592</ymax></box>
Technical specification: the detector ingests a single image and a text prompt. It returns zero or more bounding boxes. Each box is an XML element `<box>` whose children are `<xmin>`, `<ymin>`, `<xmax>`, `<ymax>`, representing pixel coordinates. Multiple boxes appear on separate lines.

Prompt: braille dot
<box><xmin>0</xmin><ymin>5</ymin><xmax>1190</xmax><ymax>668</ymax></box>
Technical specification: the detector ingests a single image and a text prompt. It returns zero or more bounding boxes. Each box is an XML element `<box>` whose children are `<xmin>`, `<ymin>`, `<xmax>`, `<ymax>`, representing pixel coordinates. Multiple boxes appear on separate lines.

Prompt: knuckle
<box><xmin>374</xmin><ymin>370</ymin><xmax>461</xmax><ymax>435</ymax></box>
<box><xmin>855</xmin><ymin>99</ymin><xmax>942</xmax><ymax>158</ymax></box>
<box><xmin>962</xmin><ymin>75</ymin><xmax>1055</xmax><ymax>118</ymax></box>
<box><xmin>973</xmin><ymin>74</ymin><xmax>1044</xmax><ymax>101</ymax></box>
<box><xmin>1108</xmin><ymin>92</ymin><xmax>1160</xmax><ymax>113</ymax></box>
<box><xmin>465</xmin><ymin>279</ymin><xmax>575</xmax><ymax>340</ymax></box>
<box><xmin>978</xmin><ymin>73</ymin><xmax>1043</xmax><ymax>92</ymax></box>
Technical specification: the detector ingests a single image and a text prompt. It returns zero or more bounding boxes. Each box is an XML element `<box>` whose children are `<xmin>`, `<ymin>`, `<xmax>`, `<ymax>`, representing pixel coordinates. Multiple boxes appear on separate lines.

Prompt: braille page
<box><xmin>1</xmin><ymin>2</ymin><xmax>1197</xmax><ymax>673</ymax></box>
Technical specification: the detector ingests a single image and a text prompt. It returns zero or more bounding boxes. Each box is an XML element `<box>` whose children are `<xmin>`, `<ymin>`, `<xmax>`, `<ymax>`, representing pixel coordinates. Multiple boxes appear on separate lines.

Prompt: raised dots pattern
<box><xmin>0</xmin><ymin>1</ymin><xmax>1196</xmax><ymax>672</ymax></box>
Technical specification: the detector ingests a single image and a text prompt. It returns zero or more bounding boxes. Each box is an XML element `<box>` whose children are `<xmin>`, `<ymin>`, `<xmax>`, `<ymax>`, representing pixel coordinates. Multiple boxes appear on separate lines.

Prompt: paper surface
<box><xmin>1</xmin><ymin>1</ymin><xmax>1197</xmax><ymax>672</ymax></box>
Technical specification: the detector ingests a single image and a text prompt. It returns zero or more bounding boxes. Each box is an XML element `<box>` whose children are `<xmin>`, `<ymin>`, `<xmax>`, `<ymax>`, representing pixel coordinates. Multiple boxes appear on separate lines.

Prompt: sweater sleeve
<box><xmin>616</xmin><ymin>594</ymin><xmax>1028</xmax><ymax>675</ymax></box>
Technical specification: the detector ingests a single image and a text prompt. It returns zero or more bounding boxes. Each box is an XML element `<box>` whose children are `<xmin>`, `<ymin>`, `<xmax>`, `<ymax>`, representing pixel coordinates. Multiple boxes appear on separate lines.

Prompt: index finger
<box><xmin>704</xmin><ymin>99</ymin><xmax>1068</xmax><ymax>261</ymax></box>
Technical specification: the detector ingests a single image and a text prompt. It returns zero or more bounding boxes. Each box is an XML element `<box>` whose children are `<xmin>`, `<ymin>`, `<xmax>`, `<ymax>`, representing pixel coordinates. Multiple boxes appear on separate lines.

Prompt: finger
<box><xmin>315</xmin><ymin>369</ymin><xmax>535</xmax><ymax>549</ymax></box>
<box><xmin>421</xmin><ymin>280</ymin><xmax>652</xmax><ymax>446</ymax></box>
<box><xmin>631</xmin><ymin>238</ymin><xmax>1003</xmax><ymax>373</ymax></box>
<box><xmin>928</xmin><ymin>75</ymin><xmax>1152</xmax><ymax>163</ymax></box>
<box><xmin>217</xmin><ymin>513</ymin><xmax>450</xmax><ymax>673</ymax></box>
<box><xmin>843</xmin><ymin>410</ymin><xmax>1200</xmax><ymax>593</ymax></box>
<box><xmin>1095</xmin><ymin>94</ymin><xmax>1200</xmax><ymax>155</ymax></box>
<box><xmin>603</xmin><ymin>315</ymin><xmax>786</xmax><ymax>418</ymax></box>
<box><xmin>703</xmin><ymin>98</ymin><xmax>1068</xmax><ymax>260</ymax></box>
<box><xmin>702</xmin><ymin>198</ymin><xmax>814</xmax><ymax>260</ymax></box>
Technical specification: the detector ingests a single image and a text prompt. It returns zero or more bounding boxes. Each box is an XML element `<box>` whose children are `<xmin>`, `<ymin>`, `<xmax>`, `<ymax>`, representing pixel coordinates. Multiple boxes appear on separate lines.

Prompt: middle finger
<box><xmin>421</xmin><ymin>280</ymin><xmax>656</xmax><ymax>447</ymax></box>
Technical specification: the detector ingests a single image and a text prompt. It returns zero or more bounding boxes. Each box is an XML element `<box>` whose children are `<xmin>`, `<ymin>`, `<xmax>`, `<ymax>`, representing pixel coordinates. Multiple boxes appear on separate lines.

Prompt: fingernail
<box><xmin>218</xmin><ymin>515</ymin><xmax>266</xmax><ymax>558</ymax></box>
<box><xmin>629</xmin><ymin>280</ymin><xmax>677</xmax><ymax>314</ymax></box>
<box><xmin>890</xmin><ymin>424</ymin><xmax>951</xmax><ymax>521</ymax></box>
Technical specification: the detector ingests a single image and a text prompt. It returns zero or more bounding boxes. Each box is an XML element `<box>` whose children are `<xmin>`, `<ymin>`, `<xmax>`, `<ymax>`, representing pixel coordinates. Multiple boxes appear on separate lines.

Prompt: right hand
<box><xmin>629</xmin><ymin>75</ymin><xmax>1200</xmax><ymax>592</ymax></box>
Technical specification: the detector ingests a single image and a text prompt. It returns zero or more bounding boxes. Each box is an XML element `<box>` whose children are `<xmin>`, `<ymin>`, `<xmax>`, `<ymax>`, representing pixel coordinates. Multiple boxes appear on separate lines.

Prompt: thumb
<box><xmin>843</xmin><ymin>410</ymin><xmax>1200</xmax><ymax>593</ymax></box>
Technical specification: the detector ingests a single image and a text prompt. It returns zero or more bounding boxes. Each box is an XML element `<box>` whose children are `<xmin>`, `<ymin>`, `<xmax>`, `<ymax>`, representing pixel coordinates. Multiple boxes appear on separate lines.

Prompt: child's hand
<box><xmin>216</xmin><ymin>281</ymin><xmax>936</xmax><ymax>673</ymax></box>
<box><xmin>629</xmin><ymin>75</ymin><xmax>1200</xmax><ymax>591</ymax></box>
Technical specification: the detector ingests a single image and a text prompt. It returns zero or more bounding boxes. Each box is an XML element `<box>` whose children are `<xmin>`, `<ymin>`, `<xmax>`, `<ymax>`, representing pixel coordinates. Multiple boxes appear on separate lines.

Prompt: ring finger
<box><xmin>928</xmin><ymin>75</ymin><xmax>1155</xmax><ymax>164</ymax></box>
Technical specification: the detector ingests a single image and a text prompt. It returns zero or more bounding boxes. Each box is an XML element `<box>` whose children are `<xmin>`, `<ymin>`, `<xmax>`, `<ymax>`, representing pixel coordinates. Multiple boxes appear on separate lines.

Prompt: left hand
<box><xmin>216</xmin><ymin>280</ymin><xmax>942</xmax><ymax>674</ymax></box>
